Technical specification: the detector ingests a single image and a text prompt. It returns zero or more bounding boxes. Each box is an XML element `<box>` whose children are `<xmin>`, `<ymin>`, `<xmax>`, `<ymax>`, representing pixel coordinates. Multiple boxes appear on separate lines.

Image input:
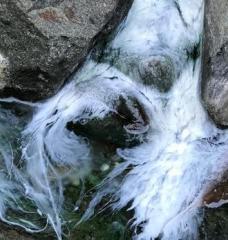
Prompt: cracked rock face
<box><xmin>0</xmin><ymin>0</ymin><xmax>132</xmax><ymax>101</ymax></box>
<box><xmin>201</xmin><ymin>0</ymin><xmax>228</xmax><ymax>127</ymax></box>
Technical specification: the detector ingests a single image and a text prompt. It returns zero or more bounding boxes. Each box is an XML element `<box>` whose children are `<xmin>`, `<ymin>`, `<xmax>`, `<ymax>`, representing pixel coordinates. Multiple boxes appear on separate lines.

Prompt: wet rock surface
<box><xmin>200</xmin><ymin>205</ymin><xmax>228</xmax><ymax>240</ymax></box>
<box><xmin>0</xmin><ymin>0</ymin><xmax>133</xmax><ymax>101</ymax></box>
<box><xmin>203</xmin><ymin>180</ymin><xmax>228</xmax><ymax>206</ymax></box>
<box><xmin>201</xmin><ymin>173</ymin><xmax>228</xmax><ymax>239</ymax></box>
<box><xmin>93</xmin><ymin>49</ymin><xmax>177</xmax><ymax>93</ymax></box>
<box><xmin>201</xmin><ymin>0</ymin><xmax>228</xmax><ymax>126</ymax></box>
<box><xmin>201</xmin><ymin>1</ymin><xmax>228</xmax><ymax>235</ymax></box>
<box><xmin>139</xmin><ymin>56</ymin><xmax>175</xmax><ymax>92</ymax></box>
<box><xmin>0</xmin><ymin>224</ymin><xmax>35</xmax><ymax>240</ymax></box>
<box><xmin>67</xmin><ymin>96</ymin><xmax>149</xmax><ymax>148</ymax></box>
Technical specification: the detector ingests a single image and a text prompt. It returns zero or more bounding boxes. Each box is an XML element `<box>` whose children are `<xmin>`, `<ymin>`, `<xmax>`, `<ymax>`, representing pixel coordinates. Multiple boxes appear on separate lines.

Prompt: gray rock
<box><xmin>139</xmin><ymin>55</ymin><xmax>175</xmax><ymax>92</ymax></box>
<box><xmin>201</xmin><ymin>0</ymin><xmax>228</xmax><ymax>126</ymax></box>
<box><xmin>0</xmin><ymin>0</ymin><xmax>133</xmax><ymax>101</ymax></box>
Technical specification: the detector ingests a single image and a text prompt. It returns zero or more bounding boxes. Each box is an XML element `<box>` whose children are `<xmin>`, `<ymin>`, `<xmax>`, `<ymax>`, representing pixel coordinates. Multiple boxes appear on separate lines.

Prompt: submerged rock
<box><xmin>200</xmin><ymin>205</ymin><xmax>228</xmax><ymax>240</ymax></box>
<box><xmin>0</xmin><ymin>0</ymin><xmax>133</xmax><ymax>101</ymax></box>
<box><xmin>201</xmin><ymin>173</ymin><xmax>228</xmax><ymax>239</ymax></box>
<box><xmin>0</xmin><ymin>223</ymin><xmax>36</xmax><ymax>240</ymax></box>
<box><xmin>201</xmin><ymin>0</ymin><xmax>228</xmax><ymax>126</ymax></box>
<box><xmin>94</xmin><ymin>49</ymin><xmax>177</xmax><ymax>92</ymax></box>
<box><xmin>139</xmin><ymin>55</ymin><xmax>175</xmax><ymax>92</ymax></box>
<box><xmin>67</xmin><ymin>96</ymin><xmax>149</xmax><ymax>148</ymax></box>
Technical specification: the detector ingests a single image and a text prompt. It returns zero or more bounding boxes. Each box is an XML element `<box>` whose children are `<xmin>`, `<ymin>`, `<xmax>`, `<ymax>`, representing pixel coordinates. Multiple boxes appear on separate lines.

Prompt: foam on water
<box><xmin>0</xmin><ymin>0</ymin><xmax>227</xmax><ymax>239</ymax></box>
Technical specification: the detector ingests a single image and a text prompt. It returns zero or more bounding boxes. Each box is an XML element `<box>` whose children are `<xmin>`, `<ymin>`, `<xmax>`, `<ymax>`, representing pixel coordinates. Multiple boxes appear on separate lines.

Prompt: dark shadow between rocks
<box><xmin>66</xmin><ymin>95</ymin><xmax>150</xmax><ymax>149</ymax></box>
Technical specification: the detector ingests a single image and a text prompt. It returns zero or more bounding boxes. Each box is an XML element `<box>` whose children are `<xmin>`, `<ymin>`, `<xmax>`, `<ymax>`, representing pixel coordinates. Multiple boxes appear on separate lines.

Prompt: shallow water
<box><xmin>0</xmin><ymin>0</ymin><xmax>227</xmax><ymax>239</ymax></box>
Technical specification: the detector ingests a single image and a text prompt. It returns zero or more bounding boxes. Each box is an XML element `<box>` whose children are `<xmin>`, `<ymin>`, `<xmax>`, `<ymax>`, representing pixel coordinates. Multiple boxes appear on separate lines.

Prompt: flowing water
<box><xmin>0</xmin><ymin>0</ymin><xmax>227</xmax><ymax>239</ymax></box>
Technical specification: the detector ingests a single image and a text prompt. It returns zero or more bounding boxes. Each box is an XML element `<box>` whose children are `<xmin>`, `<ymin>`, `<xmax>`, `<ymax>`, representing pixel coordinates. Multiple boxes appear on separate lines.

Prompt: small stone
<box><xmin>100</xmin><ymin>164</ymin><xmax>110</xmax><ymax>172</ymax></box>
<box><xmin>67</xmin><ymin>175</ymin><xmax>80</xmax><ymax>187</ymax></box>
